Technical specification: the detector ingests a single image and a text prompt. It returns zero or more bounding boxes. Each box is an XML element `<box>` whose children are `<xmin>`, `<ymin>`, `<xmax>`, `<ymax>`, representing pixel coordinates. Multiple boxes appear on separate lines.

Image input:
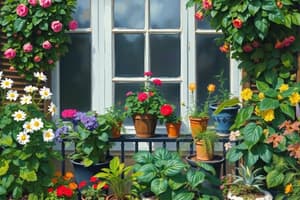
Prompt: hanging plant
<box><xmin>0</xmin><ymin>0</ymin><xmax>77</xmax><ymax>80</ymax></box>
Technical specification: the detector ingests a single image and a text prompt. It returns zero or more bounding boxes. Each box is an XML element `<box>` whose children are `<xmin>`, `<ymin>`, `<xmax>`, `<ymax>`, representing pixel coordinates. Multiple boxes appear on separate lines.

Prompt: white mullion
<box><xmin>112</xmin><ymin>29</ymin><xmax>181</xmax><ymax>33</ymax></box>
<box><xmin>112</xmin><ymin>77</ymin><xmax>182</xmax><ymax>83</ymax></box>
<box><xmin>195</xmin><ymin>29</ymin><xmax>222</xmax><ymax>34</ymax></box>
<box><xmin>67</xmin><ymin>28</ymin><xmax>92</xmax><ymax>33</ymax></box>
<box><xmin>145</xmin><ymin>0</ymin><xmax>150</xmax><ymax>73</ymax></box>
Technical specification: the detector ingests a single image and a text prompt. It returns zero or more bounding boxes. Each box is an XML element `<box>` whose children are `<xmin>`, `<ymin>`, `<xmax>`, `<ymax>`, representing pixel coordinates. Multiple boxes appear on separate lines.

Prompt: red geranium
<box><xmin>144</xmin><ymin>71</ymin><xmax>153</xmax><ymax>77</ymax></box>
<box><xmin>137</xmin><ymin>92</ymin><xmax>148</xmax><ymax>102</ymax></box>
<box><xmin>152</xmin><ymin>78</ymin><xmax>162</xmax><ymax>86</ymax></box>
<box><xmin>90</xmin><ymin>176</ymin><xmax>98</xmax><ymax>183</ymax></box>
<box><xmin>160</xmin><ymin>104</ymin><xmax>173</xmax><ymax>117</ymax></box>
<box><xmin>232</xmin><ymin>18</ymin><xmax>243</xmax><ymax>29</ymax></box>
<box><xmin>61</xmin><ymin>109</ymin><xmax>77</xmax><ymax>119</ymax></box>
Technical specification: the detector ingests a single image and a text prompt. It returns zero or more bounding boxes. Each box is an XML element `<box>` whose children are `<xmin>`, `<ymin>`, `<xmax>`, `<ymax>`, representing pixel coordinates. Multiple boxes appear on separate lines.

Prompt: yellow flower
<box><xmin>241</xmin><ymin>88</ymin><xmax>253</xmax><ymax>101</ymax></box>
<box><xmin>261</xmin><ymin>109</ymin><xmax>275</xmax><ymax>122</ymax></box>
<box><xmin>207</xmin><ymin>84</ymin><xmax>216</xmax><ymax>93</ymax></box>
<box><xmin>278</xmin><ymin>94</ymin><xmax>283</xmax><ymax>100</ymax></box>
<box><xmin>258</xmin><ymin>92</ymin><xmax>265</xmax><ymax>100</ymax></box>
<box><xmin>285</xmin><ymin>183</ymin><xmax>293</xmax><ymax>194</ymax></box>
<box><xmin>189</xmin><ymin>83</ymin><xmax>196</xmax><ymax>92</ymax></box>
<box><xmin>263</xmin><ymin>129</ymin><xmax>269</xmax><ymax>137</ymax></box>
<box><xmin>255</xmin><ymin>106</ymin><xmax>260</xmax><ymax>116</ymax></box>
<box><xmin>279</xmin><ymin>84</ymin><xmax>289</xmax><ymax>92</ymax></box>
<box><xmin>289</xmin><ymin>92</ymin><xmax>300</xmax><ymax>106</ymax></box>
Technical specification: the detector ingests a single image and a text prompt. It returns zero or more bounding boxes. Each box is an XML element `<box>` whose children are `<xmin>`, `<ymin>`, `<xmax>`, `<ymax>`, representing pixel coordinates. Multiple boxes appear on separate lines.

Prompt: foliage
<box><xmin>0</xmin><ymin>0</ymin><xmax>77</xmax><ymax>80</ymax></box>
<box><xmin>77</xmin><ymin>175</ymin><xmax>108</xmax><ymax>200</ymax></box>
<box><xmin>0</xmin><ymin>72</ymin><xmax>61</xmax><ymax>199</ymax></box>
<box><xmin>133</xmin><ymin>148</ymin><xmax>221</xmax><ymax>200</ymax></box>
<box><xmin>95</xmin><ymin>157</ymin><xmax>140</xmax><ymax>200</ymax></box>
<box><xmin>124</xmin><ymin>72</ymin><xmax>166</xmax><ymax>117</ymax></box>
<box><xmin>104</xmin><ymin>106</ymin><xmax>126</xmax><ymax>127</ymax></box>
<box><xmin>45</xmin><ymin>171</ymin><xmax>78</xmax><ymax>200</ymax></box>
<box><xmin>56</xmin><ymin>109</ymin><xmax>112</xmax><ymax>167</ymax></box>
<box><xmin>158</xmin><ymin>103</ymin><xmax>181</xmax><ymax>124</ymax></box>
<box><xmin>194</xmin><ymin>129</ymin><xmax>218</xmax><ymax>156</ymax></box>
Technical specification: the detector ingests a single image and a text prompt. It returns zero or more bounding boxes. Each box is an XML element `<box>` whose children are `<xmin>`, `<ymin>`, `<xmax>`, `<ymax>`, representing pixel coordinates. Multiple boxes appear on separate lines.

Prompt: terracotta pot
<box><xmin>165</xmin><ymin>122</ymin><xmax>181</xmax><ymax>138</ymax></box>
<box><xmin>105</xmin><ymin>194</ymin><xmax>131</xmax><ymax>200</ymax></box>
<box><xmin>111</xmin><ymin>122</ymin><xmax>122</xmax><ymax>138</ymax></box>
<box><xmin>195</xmin><ymin>140</ymin><xmax>213</xmax><ymax>161</ymax></box>
<box><xmin>189</xmin><ymin>117</ymin><xmax>209</xmax><ymax>138</ymax></box>
<box><xmin>132</xmin><ymin>114</ymin><xmax>157</xmax><ymax>138</ymax></box>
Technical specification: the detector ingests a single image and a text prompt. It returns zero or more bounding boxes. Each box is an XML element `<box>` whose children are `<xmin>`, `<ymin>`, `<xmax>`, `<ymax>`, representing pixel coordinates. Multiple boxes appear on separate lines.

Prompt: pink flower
<box><xmin>137</xmin><ymin>92</ymin><xmax>148</xmax><ymax>102</ymax></box>
<box><xmin>51</xmin><ymin>20</ymin><xmax>63</xmax><ymax>33</ymax></box>
<box><xmin>4</xmin><ymin>48</ymin><xmax>16</xmax><ymax>59</ymax></box>
<box><xmin>152</xmin><ymin>79</ymin><xmax>162</xmax><ymax>86</ymax></box>
<box><xmin>68</xmin><ymin>20</ymin><xmax>78</xmax><ymax>31</ymax></box>
<box><xmin>160</xmin><ymin>104</ymin><xmax>173</xmax><ymax>117</ymax></box>
<box><xmin>28</xmin><ymin>0</ymin><xmax>38</xmax><ymax>6</ymax></box>
<box><xmin>202</xmin><ymin>0</ymin><xmax>213</xmax><ymax>10</ymax></box>
<box><xmin>61</xmin><ymin>109</ymin><xmax>77</xmax><ymax>119</ymax></box>
<box><xmin>283</xmin><ymin>36</ymin><xmax>295</xmax><ymax>47</ymax></box>
<box><xmin>126</xmin><ymin>91</ymin><xmax>133</xmax><ymax>96</ymax></box>
<box><xmin>144</xmin><ymin>71</ymin><xmax>153</xmax><ymax>77</ymax></box>
<box><xmin>34</xmin><ymin>55</ymin><xmax>41</xmax><ymax>62</ymax></box>
<box><xmin>242</xmin><ymin>43</ymin><xmax>253</xmax><ymax>53</ymax></box>
<box><xmin>23</xmin><ymin>43</ymin><xmax>33</xmax><ymax>53</ymax></box>
<box><xmin>42</xmin><ymin>40</ymin><xmax>52</xmax><ymax>50</ymax></box>
<box><xmin>16</xmin><ymin>4</ymin><xmax>29</xmax><ymax>17</ymax></box>
<box><xmin>48</xmin><ymin>59</ymin><xmax>54</xmax><ymax>64</ymax></box>
<box><xmin>195</xmin><ymin>11</ymin><xmax>204</xmax><ymax>21</ymax></box>
<box><xmin>251</xmin><ymin>40</ymin><xmax>260</xmax><ymax>48</ymax></box>
<box><xmin>232</xmin><ymin>18</ymin><xmax>243</xmax><ymax>29</ymax></box>
<box><xmin>39</xmin><ymin>0</ymin><xmax>52</xmax><ymax>8</ymax></box>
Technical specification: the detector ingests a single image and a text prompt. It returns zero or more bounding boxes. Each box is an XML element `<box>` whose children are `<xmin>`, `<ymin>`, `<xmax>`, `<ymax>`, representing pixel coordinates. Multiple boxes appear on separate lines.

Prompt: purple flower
<box><xmin>80</xmin><ymin>115</ymin><xmax>99</xmax><ymax>131</ymax></box>
<box><xmin>55</xmin><ymin>125</ymin><xmax>69</xmax><ymax>142</ymax></box>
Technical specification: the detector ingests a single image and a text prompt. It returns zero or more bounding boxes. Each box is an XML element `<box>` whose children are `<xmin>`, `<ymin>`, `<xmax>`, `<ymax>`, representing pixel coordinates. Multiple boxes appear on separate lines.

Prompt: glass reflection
<box><xmin>115</xmin><ymin>34</ymin><xmax>145</xmax><ymax>77</ymax></box>
<box><xmin>150</xmin><ymin>34</ymin><xmax>180</xmax><ymax>77</ymax></box>
<box><xmin>114</xmin><ymin>0</ymin><xmax>145</xmax><ymax>28</ymax></box>
<box><xmin>60</xmin><ymin>34</ymin><xmax>91</xmax><ymax>111</ymax></box>
<box><xmin>73</xmin><ymin>0</ymin><xmax>90</xmax><ymax>28</ymax></box>
<box><xmin>150</xmin><ymin>0</ymin><xmax>180</xmax><ymax>29</ymax></box>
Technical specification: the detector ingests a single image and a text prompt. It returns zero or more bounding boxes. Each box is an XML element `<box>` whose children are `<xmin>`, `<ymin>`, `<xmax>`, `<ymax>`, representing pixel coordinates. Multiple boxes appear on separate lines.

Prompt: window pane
<box><xmin>114</xmin><ymin>0</ymin><xmax>145</xmax><ymax>29</ymax></box>
<box><xmin>150</xmin><ymin>0</ymin><xmax>180</xmax><ymax>29</ymax></box>
<box><xmin>160</xmin><ymin>83</ymin><xmax>181</xmax><ymax>116</ymax></box>
<box><xmin>197</xmin><ymin>18</ymin><xmax>212</xmax><ymax>30</ymax></box>
<box><xmin>60</xmin><ymin>34</ymin><xmax>91</xmax><ymax>111</ymax></box>
<box><xmin>73</xmin><ymin>0</ymin><xmax>91</xmax><ymax>28</ymax></box>
<box><xmin>150</xmin><ymin>34</ymin><xmax>180</xmax><ymax>77</ymax></box>
<box><xmin>115</xmin><ymin>34</ymin><xmax>145</xmax><ymax>77</ymax></box>
<box><xmin>196</xmin><ymin>34</ymin><xmax>230</xmax><ymax>107</ymax></box>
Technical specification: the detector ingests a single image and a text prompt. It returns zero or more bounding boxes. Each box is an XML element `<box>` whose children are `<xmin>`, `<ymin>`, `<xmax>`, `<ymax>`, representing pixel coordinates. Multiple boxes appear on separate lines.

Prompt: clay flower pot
<box><xmin>195</xmin><ymin>140</ymin><xmax>214</xmax><ymax>161</ymax></box>
<box><xmin>165</xmin><ymin>121</ymin><xmax>181</xmax><ymax>138</ymax></box>
<box><xmin>111</xmin><ymin>122</ymin><xmax>122</xmax><ymax>138</ymax></box>
<box><xmin>189</xmin><ymin>117</ymin><xmax>209</xmax><ymax>138</ymax></box>
<box><xmin>132</xmin><ymin>114</ymin><xmax>157</xmax><ymax>138</ymax></box>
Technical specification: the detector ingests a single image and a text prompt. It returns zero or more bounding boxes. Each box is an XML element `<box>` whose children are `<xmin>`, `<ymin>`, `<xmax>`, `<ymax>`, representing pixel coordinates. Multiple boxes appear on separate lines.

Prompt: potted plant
<box><xmin>158</xmin><ymin>103</ymin><xmax>181</xmax><ymax>138</ymax></box>
<box><xmin>133</xmin><ymin>148</ymin><xmax>222</xmax><ymax>200</ymax></box>
<box><xmin>193</xmin><ymin>129</ymin><xmax>218</xmax><ymax>161</ymax></box>
<box><xmin>124</xmin><ymin>71</ymin><xmax>166</xmax><ymax>138</ymax></box>
<box><xmin>77</xmin><ymin>175</ymin><xmax>109</xmax><ymax>200</ymax></box>
<box><xmin>104</xmin><ymin>106</ymin><xmax>126</xmax><ymax>138</ymax></box>
<box><xmin>222</xmin><ymin>165</ymin><xmax>272</xmax><ymax>200</ymax></box>
<box><xmin>0</xmin><ymin>72</ymin><xmax>61</xmax><ymax>199</ymax></box>
<box><xmin>95</xmin><ymin>156</ymin><xmax>141</xmax><ymax>200</ymax></box>
<box><xmin>187</xmin><ymin>82</ymin><xmax>215</xmax><ymax>137</ymax></box>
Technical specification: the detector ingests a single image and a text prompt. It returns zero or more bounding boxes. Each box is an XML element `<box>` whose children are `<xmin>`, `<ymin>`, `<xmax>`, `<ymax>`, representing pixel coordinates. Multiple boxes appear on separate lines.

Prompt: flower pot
<box><xmin>195</xmin><ymin>140</ymin><xmax>214</xmax><ymax>161</ymax></box>
<box><xmin>209</xmin><ymin>104</ymin><xmax>240</xmax><ymax>135</ymax></box>
<box><xmin>140</xmin><ymin>191</ymin><xmax>158</xmax><ymax>200</ymax></box>
<box><xmin>111</xmin><ymin>122</ymin><xmax>122</xmax><ymax>138</ymax></box>
<box><xmin>189</xmin><ymin>117</ymin><xmax>209</xmax><ymax>138</ymax></box>
<box><xmin>132</xmin><ymin>114</ymin><xmax>157</xmax><ymax>138</ymax></box>
<box><xmin>165</xmin><ymin>122</ymin><xmax>181</xmax><ymax>138</ymax></box>
<box><xmin>105</xmin><ymin>194</ymin><xmax>131</xmax><ymax>200</ymax></box>
<box><xmin>227</xmin><ymin>190</ymin><xmax>273</xmax><ymax>200</ymax></box>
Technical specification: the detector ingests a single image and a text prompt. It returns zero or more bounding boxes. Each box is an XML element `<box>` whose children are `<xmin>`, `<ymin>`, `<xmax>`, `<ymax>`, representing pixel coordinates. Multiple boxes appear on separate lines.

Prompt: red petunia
<box><xmin>160</xmin><ymin>104</ymin><xmax>173</xmax><ymax>117</ymax></box>
<box><xmin>78</xmin><ymin>180</ymin><xmax>87</xmax><ymax>189</ymax></box>
<box><xmin>63</xmin><ymin>187</ymin><xmax>73</xmax><ymax>198</ymax></box>
<box><xmin>137</xmin><ymin>92</ymin><xmax>148</xmax><ymax>102</ymax></box>
<box><xmin>103</xmin><ymin>184</ymin><xmax>109</xmax><ymax>190</ymax></box>
<box><xmin>202</xmin><ymin>0</ymin><xmax>213</xmax><ymax>10</ymax></box>
<box><xmin>93</xmin><ymin>184</ymin><xmax>98</xmax><ymax>189</ymax></box>
<box><xmin>56</xmin><ymin>185</ymin><xmax>66</xmax><ymax>197</ymax></box>
<box><xmin>152</xmin><ymin>79</ymin><xmax>162</xmax><ymax>86</ymax></box>
<box><xmin>47</xmin><ymin>188</ymin><xmax>54</xmax><ymax>193</ymax></box>
<box><xmin>232</xmin><ymin>18</ymin><xmax>243</xmax><ymax>29</ymax></box>
<box><xmin>90</xmin><ymin>176</ymin><xmax>98</xmax><ymax>183</ymax></box>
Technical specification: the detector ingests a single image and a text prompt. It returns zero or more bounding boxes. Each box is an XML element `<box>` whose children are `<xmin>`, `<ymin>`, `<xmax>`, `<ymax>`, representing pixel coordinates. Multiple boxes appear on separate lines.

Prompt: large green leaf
<box><xmin>20</xmin><ymin>169</ymin><xmax>37</xmax><ymax>182</ymax></box>
<box><xmin>259</xmin><ymin>98</ymin><xmax>279</xmax><ymax>110</ymax></box>
<box><xmin>245</xmin><ymin>150</ymin><xmax>259</xmax><ymax>166</ymax></box>
<box><xmin>256</xmin><ymin>81</ymin><xmax>270</xmax><ymax>92</ymax></box>
<box><xmin>187</xmin><ymin>169</ymin><xmax>205</xmax><ymax>188</ymax></box>
<box><xmin>232</xmin><ymin>106</ymin><xmax>254</xmax><ymax>129</ymax></box>
<box><xmin>0</xmin><ymin>160</ymin><xmax>9</xmax><ymax>176</ymax></box>
<box><xmin>226</xmin><ymin>147</ymin><xmax>243</xmax><ymax>163</ymax></box>
<box><xmin>291</xmin><ymin>12</ymin><xmax>300</xmax><ymax>25</ymax></box>
<box><xmin>0</xmin><ymin>186</ymin><xmax>6</xmax><ymax>195</ymax></box>
<box><xmin>266</xmin><ymin>170</ymin><xmax>284</xmax><ymax>188</ymax></box>
<box><xmin>0</xmin><ymin>135</ymin><xmax>13</xmax><ymax>146</ymax></box>
<box><xmin>248</xmin><ymin>0</ymin><xmax>261</xmax><ymax>15</ymax></box>
<box><xmin>173</xmin><ymin>192</ymin><xmax>194</xmax><ymax>200</ymax></box>
<box><xmin>196</xmin><ymin>162</ymin><xmax>216</xmax><ymax>176</ymax></box>
<box><xmin>14</xmin><ymin>18</ymin><xmax>26</xmax><ymax>32</ymax></box>
<box><xmin>164</xmin><ymin>160</ymin><xmax>186</xmax><ymax>176</ymax></box>
<box><xmin>255</xmin><ymin>18</ymin><xmax>269</xmax><ymax>39</ymax></box>
<box><xmin>136</xmin><ymin>164</ymin><xmax>156</xmax><ymax>183</ymax></box>
<box><xmin>280</xmin><ymin>103</ymin><xmax>295</xmax><ymax>119</ymax></box>
<box><xmin>151</xmin><ymin>178</ymin><xmax>168</xmax><ymax>195</ymax></box>
<box><xmin>243</xmin><ymin>123</ymin><xmax>263</xmax><ymax>144</ymax></box>
<box><xmin>168</xmin><ymin>175</ymin><xmax>186</xmax><ymax>190</ymax></box>
<box><xmin>133</xmin><ymin>152</ymin><xmax>153</xmax><ymax>164</ymax></box>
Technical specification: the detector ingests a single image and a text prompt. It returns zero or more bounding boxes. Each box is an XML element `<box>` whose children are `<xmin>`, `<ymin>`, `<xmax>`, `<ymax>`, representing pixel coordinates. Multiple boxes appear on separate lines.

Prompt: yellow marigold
<box><xmin>258</xmin><ymin>92</ymin><xmax>265</xmax><ymax>100</ymax></box>
<box><xmin>241</xmin><ymin>88</ymin><xmax>253</xmax><ymax>101</ymax></box>
<box><xmin>279</xmin><ymin>84</ymin><xmax>289</xmax><ymax>92</ymax></box>
<box><xmin>278</xmin><ymin>94</ymin><xmax>283</xmax><ymax>100</ymax></box>
<box><xmin>261</xmin><ymin>109</ymin><xmax>275</xmax><ymax>122</ymax></box>
<box><xmin>69</xmin><ymin>182</ymin><xmax>78</xmax><ymax>190</ymax></box>
<box><xmin>285</xmin><ymin>183</ymin><xmax>293</xmax><ymax>194</ymax></box>
<box><xmin>255</xmin><ymin>106</ymin><xmax>260</xmax><ymax>116</ymax></box>
<box><xmin>289</xmin><ymin>92</ymin><xmax>300</xmax><ymax>106</ymax></box>
<box><xmin>189</xmin><ymin>83</ymin><xmax>196</xmax><ymax>92</ymax></box>
<box><xmin>64</xmin><ymin>171</ymin><xmax>74</xmax><ymax>180</ymax></box>
<box><xmin>207</xmin><ymin>84</ymin><xmax>216</xmax><ymax>93</ymax></box>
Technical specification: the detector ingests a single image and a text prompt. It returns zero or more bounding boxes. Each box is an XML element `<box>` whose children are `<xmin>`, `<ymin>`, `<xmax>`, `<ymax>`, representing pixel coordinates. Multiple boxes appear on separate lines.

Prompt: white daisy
<box><xmin>23</xmin><ymin>121</ymin><xmax>34</xmax><ymax>133</ymax></box>
<box><xmin>20</xmin><ymin>95</ymin><xmax>32</xmax><ymax>105</ymax></box>
<box><xmin>33</xmin><ymin>72</ymin><xmax>47</xmax><ymax>82</ymax></box>
<box><xmin>39</xmin><ymin>86</ymin><xmax>52</xmax><ymax>100</ymax></box>
<box><xmin>24</xmin><ymin>85</ymin><xmax>38</xmax><ymax>93</ymax></box>
<box><xmin>48</xmin><ymin>102</ymin><xmax>56</xmax><ymax>116</ymax></box>
<box><xmin>0</xmin><ymin>78</ymin><xmax>13</xmax><ymax>89</ymax></box>
<box><xmin>12</xmin><ymin>110</ymin><xmax>27</xmax><ymax>121</ymax></box>
<box><xmin>6</xmin><ymin>90</ymin><xmax>19</xmax><ymax>101</ymax></box>
<box><xmin>43</xmin><ymin>129</ymin><xmax>55</xmax><ymax>142</ymax></box>
<box><xmin>16</xmin><ymin>131</ymin><xmax>30</xmax><ymax>145</ymax></box>
<box><xmin>30</xmin><ymin>118</ymin><xmax>44</xmax><ymax>131</ymax></box>
<box><xmin>0</xmin><ymin>71</ymin><xmax>3</xmax><ymax>80</ymax></box>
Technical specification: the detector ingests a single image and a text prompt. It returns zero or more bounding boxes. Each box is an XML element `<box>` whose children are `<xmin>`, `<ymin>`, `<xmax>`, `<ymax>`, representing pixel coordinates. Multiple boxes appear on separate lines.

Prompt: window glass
<box><xmin>60</xmin><ymin>34</ymin><xmax>91</xmax><ymax>111</ymax></box>
<box><xmin>160</xmin><ymin>83</ymin><xmax>181</xmax><ymax>116</ymax></box>
<box><xmin>150</xmin><ymin>34</ymin><xmax>180</xmax><ymax>77</ymax></box>
<box><xmin>114</xmin><ymin>0</ymin><xmax>145</xmax><ymax>28</ymax></box>
<box><xmin>150</xmin><ymin>0</ymin><xmax>180</xmax><ymax>29</ymax></box>
<box><xmin>196</xmin><ymin>18</ymin><xmax>212</xmax><ymax>30</ymax></box>
<box><xmin>73</xmin><ymin>0</ymin><xmax>91</xmax><ymax>28</ymax></box>
<box><xmin>115</xmin><ymin>34</ymin><xmax>145</xmax><ymax>77</ymax></box>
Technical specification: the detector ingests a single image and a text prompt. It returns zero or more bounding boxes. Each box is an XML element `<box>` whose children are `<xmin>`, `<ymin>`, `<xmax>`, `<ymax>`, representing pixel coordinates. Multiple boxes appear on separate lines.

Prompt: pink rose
<box><xmin>4</xmin><ymin>48</ymin><xmax>16</xmax><ymax>59</ymax></box>
<box><xmin>51</xmin><ymin>21</ymin><xmax>63</xmax><ymax>32</ymax></box>
<box><xmin>144</xmin><ymin>71</ymin><xmax>153</xmax><ymax>77</ymax></box>
<box><xmin>152</xmin><ymin>79</ymin><xmax>162</xmax><ymax>86</ymax></box>
<box><xmin>28</xmin><ymin>0</ymin><xmax>38</xmax><ymax>6</ymax></box>
<box><xmin>42</xmin><ymin>40</ymin><xmax>52</xmax><ymax>50</ymax></box>
<box><xmin>61</xmin><ymin>109</ymin><xmax>77</xmax><ymax>119</ymax></box>
<box><xmin>48</xmin><ymin>59</ymin><xmax>54</xmax><ymax>64</ymax></box>
<box><xmin>34</xmin><ymin>55</ymin><xmax>41</xmax><ymax>62</ymax></box>
<box><xmin>126</xmin><ymin>91</ymin><xmax>133</xmax><ymax>96</ymax></box>
<box><xmin>23</xmin><ymin>43</ymin><xmax>33</xmax><ymax>53</ymax></box>
<box><xmin>16</xmin><ymin>4</ymin><xmax>29</xmax><ymax>17</ymax></box>
<box><xmin>68</xmin><ymin>20</ymin><xmax>78</xmax><ymax>31</ymax></box>
<box><xmin>137</xmin><ymin>92</ymin><xmax>148</xmax><ymax>102</ymax></box>
<box><xmin>39</xmin><ymin>0</ymin><xmax>52</xmax><ymax>8</ymax></box>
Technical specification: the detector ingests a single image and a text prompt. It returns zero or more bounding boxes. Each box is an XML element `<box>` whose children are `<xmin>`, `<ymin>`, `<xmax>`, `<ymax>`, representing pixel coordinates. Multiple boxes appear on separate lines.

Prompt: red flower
<box><xmin>103</xmin><ymin>184</ymin><xmax>109</xmax><ymax>190</ymax></box>
<box><xmin>137</xmin><ymin>92</ymin><xmax>148</xmax><ymax>102</ymax></box>
<box><xmin>78</xmin><ymin>180</ymin><xmax>87</xmax><ymax>189</ymax></box>
<box><xmin>251</xmin><ymin>40</ymin><xmax>260</xmax><ymax>48</ymax></box>
<box><xmin>219</xmin><ymin>43</ymin><xmax>230</xmax><ymax>53</ymax></box>
<box><xmin>56</xmin><ymin>185</ymin><xmax>66</xmax><ymax>197</ymax></box>
<box><xmin>90</xmin><ymin>176</ymin><xmax>98</xmax><ymax>183</ymax></box>
<box><xmin>61</xmin><ymin>109</ymin><xmax>77</xmax><ymax>119</ymax></box>
<box><xmin>195</xmin><ymin>11</ymin><xmax>204</xmax><ymax>20</ymax></box>
<box><xmin>152</xmin><ymin>79</ymin><xmax>162</xmax><ymax>86</ymax></box>
<box><xmin>242</xmin><ymin>43</ymin><xmax>253</xmax><ymax>53</ymax></box>
<box><xmin>63</xmin><ymin>187</ymin><xmax>73</xmax><ymax>198</ymax></box>
<box><xmin>275</xmin><ymin>40</ymin><xmax>284</xmax><ymax>49</ymax></box>
<box><xmin>144</xmin><ymin>71</ymin><xmax>153</xmax><ymax>77</ymax></box>
<box><xmin>160</xmin><ymin>104</ymin><xmax>173</xmax><ymax>117</ymax></box>
<box><xmin>48</xmin><ymin>188</ymin><xmax>54</xmax><ymax>193</ymax></box>
<box><xmin>202</xmin><ymin>0</ymin><xmax>213</xmax><ymax>10</ymax></box>
<box><xmin>232</xmin><ymin>18</ymin><xmax>243</xmax><ymax>29</ymax></box>
<box><xmin>93</xmin><ymin>184</ymin><xmax>98</xmax><ymax>189</ymax></box>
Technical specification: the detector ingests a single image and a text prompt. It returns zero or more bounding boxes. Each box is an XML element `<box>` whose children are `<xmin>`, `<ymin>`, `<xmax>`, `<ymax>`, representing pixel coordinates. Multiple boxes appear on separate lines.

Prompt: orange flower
<box><xmin>207</xmin><ymin>84</ymin><xmax>216</xmax><ymax>93</ymax></box>
<box><xmin>189</xmin><ymin>83</ymin><xmax>196</xmax><ymax>92</ymax></box>
<box><xmin>285</xmin><ymin>183</ymin><xmax>293</xmax><ymax>194</ymax></box>
<box><xmin>63</xmin><ymin>172</ymin><xmax>74</xmax><ymax>180</ymax></box>
<box><xmin>266</xmin><ymin>134</ymin><xmax>284</xmax><ymax>148</ymax></box>
<box><xmin>51</xmin><ymin>178</ymin><xmax>58</xmax><ymax>184</ymax></box>
<box><xmin>54</xmin><ymin>171</ymin><xmax>62</xmax><ymax>177</ymax></box>
<box><xmin>69</xmin><ymin>182</ymin><xmax>78</xmax><ymax>190</ymax></box>
<box><xmin>287</xmin><ymin>144</ymin><xmax>300</xmax><ymax>159</ymax></box>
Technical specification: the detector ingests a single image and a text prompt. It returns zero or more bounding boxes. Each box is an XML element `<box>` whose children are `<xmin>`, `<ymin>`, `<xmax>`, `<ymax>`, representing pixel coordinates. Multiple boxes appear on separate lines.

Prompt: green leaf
<box><xmin>20</xmin><ymin>169</ymin><xmax>37</xmax><ymax>182</ymax></box>
<box><xmin>243</xmin><ymin>123</ymin><xmax>263</xmax><ymax>143</ymax></box>
<box><xmin>164</xmin><ymin>160</ymin><xmax>186</xmax><ymax>176</ymax></box>
<box><xmin>133</xmin><ymin>152</ymin><xmax>153</xmax><ymax>164</ymax></box>
<box><xmin>151</xmin><ymin>178</ymin><xmax>168</xmax><ymax>195</ymax></box>
<box><xmin>187</xmin><ymin>169</ymin><xmax>205</xmax><ymax>188</ymax></box>
<box><xmin>168</xmin><ymin>175</ymin><xmax>186</xmax><ymax>190</ymax></box>
<box><xmin>1</xmin><ymin>175</ymin><xmax>14</xmax><ymax>188</ymax></box>
<box><xmin>14</xmin><ymin>18</ymin><xmax>26</xmax><ymax>32</ymax></box>
<box><xmin>226</xmin><ymin>147</ymin><xmax>243</xmax><ymax>163</ymax></box>
<box><xmin>82</xmin><ymin>158</ymin><xmax>93</xmax><ymax>167</ymax></box>
<box><xmin>196</xmin><ymin>162</ymin><xmax>216</xmax><ymax>176</ymax></box>
<box><xmin>0</xmin><ymin>186</ymin><xmax>7</xmax><ymax>195</ymax></box>
<box><xmin>280</xmin><ymin>103</ymin><xmax>295</xmax><ymax>119</ymax></box>
<box><xmin>291</xmin><ymin>13</ymin><xmax>300</xmax><ymax>25</ymax></box>
<box><xmin>136</xmin><ymin>164</ymin><xmax>156</xmax><ymax>183</ymax></box>
<box><xmin>173</xmin><ymin>192</ymin><xmax>194</xmax><ymax>200</ymax></box>
<box><xmin>28</xmin><ymin>194</ymin><xmax>38</xmax><ymax>200</ymax></box>
<box><xmin>281</xmin><ymin>53</ymin><xmax>294</xmax><ymax>68</ymax></box>
<box><xmin>12</xmin><ymin>186</ymin><xmax>22</xmax><ymax>199</ymax></box>
<box><xmin>259</xmin><ymin>98</ymin><xmax>279</xmax><ymax>110</ymax></box>
<box><xmin>248</xmin><ymin>1</ymin><xmax>261</xmax><ymax>15</ymax></box>
<box><xmin>0</xmin><ymin>135</ymin><xmax>13</xmax><ymax>146</ymax></box>
<box><xmin>213</xmin><ymin>98</ymin><xmax>240</xmax><ymax>114</ymax></box>
<box><xmin>283</xmin><ymin>172</ymin><xmax>296</xmax><ymax>185</ymax></box>
<box><xmin>259</xmin><ymin>145</ymin><xmax>272</xmax><ymax>163</ymax></box>
<box><xmin>232</xmin><ymin>106</ymin><xmax>254</xmax><ymax>129</ymax></box>
<box><xmin>266</xmin><ymin>170</ymin><xmax>284</xmax><ymax>188</ymax></box>
<box><xmin>255</xmin><ymin>18</ymin><xmax>269</xmax><ymax>39</ymax></box>
<box><xmin>256</xmin><ymin>81</ymin><xmax>270</xmax><ymax>92</ymax></box>
<box><xmin>245</xmin><ymin>150</ymin><xmax>259</xmax><ymax>166</ymax></box>
<box><xmin>0</xmin><ymin>160</ymin><xmax>9</xmax><ymax>176</ymax></box>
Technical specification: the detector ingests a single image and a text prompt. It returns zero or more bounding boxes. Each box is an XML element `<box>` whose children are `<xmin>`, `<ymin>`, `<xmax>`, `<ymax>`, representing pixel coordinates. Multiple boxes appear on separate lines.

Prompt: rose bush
<box><xmin>0</xmin><ymin>0</ymin><xmax>77</xmax><ymax>79</ymax></box>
